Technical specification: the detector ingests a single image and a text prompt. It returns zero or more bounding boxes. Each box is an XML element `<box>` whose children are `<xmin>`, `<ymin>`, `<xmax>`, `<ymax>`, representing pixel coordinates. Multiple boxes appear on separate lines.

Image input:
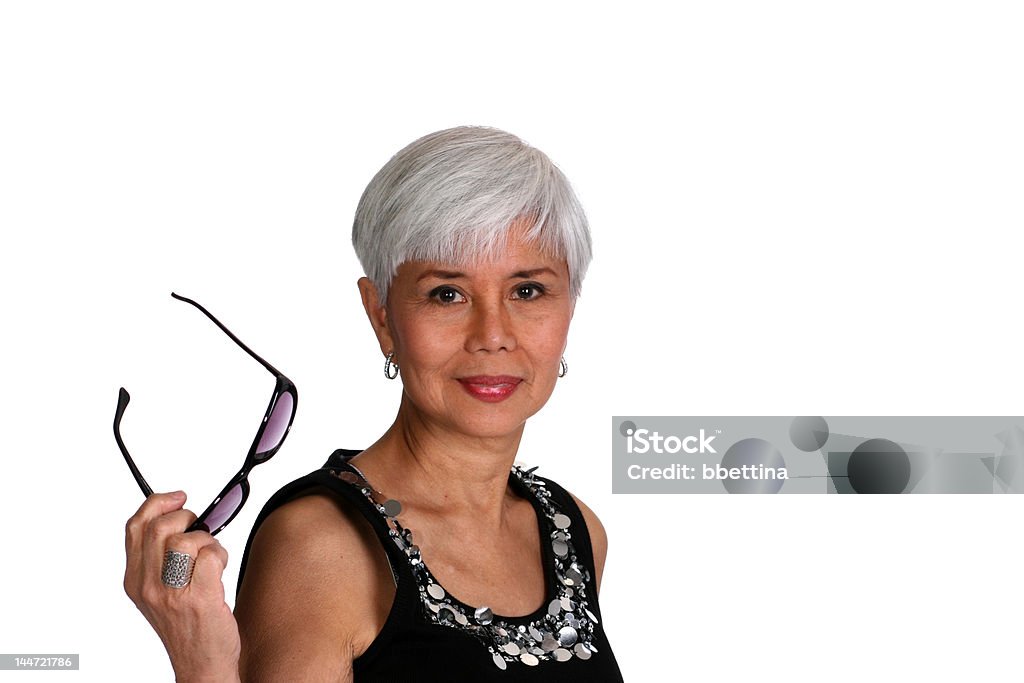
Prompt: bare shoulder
<box><xmin>566</xmin><ymin>491</ymin><xmax>608</xmax><ymax>593</ymax></box>
<box><xmin>234</xmin><ymin>489</ymin><xmax>394</xmax><ymax>682</ymax></box>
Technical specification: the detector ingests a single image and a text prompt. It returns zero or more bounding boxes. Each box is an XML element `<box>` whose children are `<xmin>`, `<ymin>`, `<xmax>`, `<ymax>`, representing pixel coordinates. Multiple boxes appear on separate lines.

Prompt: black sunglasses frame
<box><xmin>113</xmin><ymin>292</ymin><xmax>297</xmax><ymax>536</ymax></box>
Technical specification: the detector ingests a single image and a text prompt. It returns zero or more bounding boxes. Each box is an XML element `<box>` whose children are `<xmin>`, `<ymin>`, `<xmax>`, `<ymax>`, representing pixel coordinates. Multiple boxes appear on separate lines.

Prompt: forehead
<box><xmin>396</xmin><ymin>226</ymin><xmax>568</xmax><ymax>280</ymax></box>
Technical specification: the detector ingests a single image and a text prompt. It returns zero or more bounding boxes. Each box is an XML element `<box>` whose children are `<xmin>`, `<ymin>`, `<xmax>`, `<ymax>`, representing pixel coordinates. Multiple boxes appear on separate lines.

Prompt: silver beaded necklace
<box><xmin>329</xmin><ymin>462</ymin><xmax>602</xmax><ymax>670</ymax></box>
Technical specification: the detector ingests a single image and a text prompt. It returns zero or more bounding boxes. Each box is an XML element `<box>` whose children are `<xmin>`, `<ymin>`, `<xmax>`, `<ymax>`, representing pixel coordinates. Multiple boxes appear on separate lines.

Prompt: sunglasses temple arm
<box><xmin>114</xmin><ymin>388</ymin><xmax>155</xmax><ymax>498</ymax></box>
<box><xmin>170</xmin><ymin>292</ymin><xmax>285</xmax><ymax>377</ymax></box>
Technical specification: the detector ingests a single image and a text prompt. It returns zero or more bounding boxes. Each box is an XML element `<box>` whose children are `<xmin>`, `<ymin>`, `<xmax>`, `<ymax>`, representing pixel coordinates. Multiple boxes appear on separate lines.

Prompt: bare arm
<box><xmin>234</xmin><ymin>492</ymin><xmax>394</xmax><ymax>683</ymax></box>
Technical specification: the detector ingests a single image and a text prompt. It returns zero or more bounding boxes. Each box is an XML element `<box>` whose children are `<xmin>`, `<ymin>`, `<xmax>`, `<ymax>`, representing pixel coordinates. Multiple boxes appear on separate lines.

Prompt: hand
<box><xmin>124</xmin><ymin>491</ymin><xmax>241</xmax><ymax>682</ymax></box>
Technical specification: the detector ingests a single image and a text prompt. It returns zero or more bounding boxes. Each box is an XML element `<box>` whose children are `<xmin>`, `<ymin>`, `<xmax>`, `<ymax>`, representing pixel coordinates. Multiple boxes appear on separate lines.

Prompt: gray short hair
<box><xmin>352</xmin><ymin>126</ymin><xmax>591</xmax><ymax>302</ymax></box>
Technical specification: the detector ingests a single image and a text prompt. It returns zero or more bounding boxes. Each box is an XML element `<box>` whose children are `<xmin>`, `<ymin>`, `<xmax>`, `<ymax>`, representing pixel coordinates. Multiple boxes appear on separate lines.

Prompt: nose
<box><xmin>465</xmin><ymin>300</ymin><xmax>517</xmax><ymax>353</ymax></box>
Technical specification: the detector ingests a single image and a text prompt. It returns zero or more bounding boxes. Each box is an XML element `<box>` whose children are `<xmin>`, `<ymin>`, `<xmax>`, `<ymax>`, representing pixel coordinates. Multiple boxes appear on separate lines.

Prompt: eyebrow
<box><xmin>417</xmin><ymin>269</ymin><xmax>465</xmax><ymax>282</ymax></box>
<box><xmin>510</xmin><ymin>267</ymin><xmax>558</xmax><ymax>279</ymax></box>
<box><xmin>416</xmin><ymin>267</ymin><xmax>559</xmax><ymax>282</ymax></box>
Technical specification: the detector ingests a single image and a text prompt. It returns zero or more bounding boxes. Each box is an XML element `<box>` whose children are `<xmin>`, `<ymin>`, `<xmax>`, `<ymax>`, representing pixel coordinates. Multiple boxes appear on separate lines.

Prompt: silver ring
<box><xmin>161</xmin><ymin>549</ymin><xmax>195</xmax><ymax>589</ymax></box>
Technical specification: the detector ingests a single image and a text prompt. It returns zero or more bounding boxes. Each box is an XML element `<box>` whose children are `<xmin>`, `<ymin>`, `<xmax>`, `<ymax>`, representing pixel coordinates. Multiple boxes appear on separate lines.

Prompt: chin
<box><xmin>439</xmin><ymin>397</ymin><xmax>548</xmax><ymax>438</ymax></box>
<box><xmin>448</xmin><ymin>413</ymin><xmax>531</xmax><ymax>440</ymax></box>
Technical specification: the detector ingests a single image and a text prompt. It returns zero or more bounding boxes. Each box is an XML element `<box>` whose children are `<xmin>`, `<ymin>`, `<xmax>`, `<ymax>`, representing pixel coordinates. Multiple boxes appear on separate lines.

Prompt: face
<box><xmin>359</xmin><ymin>228</ymin><xmax>574</xmax><ymax>440</ymax></box>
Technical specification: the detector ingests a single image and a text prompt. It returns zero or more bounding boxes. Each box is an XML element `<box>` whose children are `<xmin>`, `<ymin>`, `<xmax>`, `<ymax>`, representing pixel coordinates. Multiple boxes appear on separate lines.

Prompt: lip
<box><xmin>457</xmin><ymin>375</ymin><xmax>522</xmax><ymax>403</ymax></box>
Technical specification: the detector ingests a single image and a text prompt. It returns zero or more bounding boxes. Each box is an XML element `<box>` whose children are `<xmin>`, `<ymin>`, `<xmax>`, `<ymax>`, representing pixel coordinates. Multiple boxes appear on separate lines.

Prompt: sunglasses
<box><xmin>113</xmin><ymin>292</ymin><xmax>297</xmax><ymax>536</ymax></box>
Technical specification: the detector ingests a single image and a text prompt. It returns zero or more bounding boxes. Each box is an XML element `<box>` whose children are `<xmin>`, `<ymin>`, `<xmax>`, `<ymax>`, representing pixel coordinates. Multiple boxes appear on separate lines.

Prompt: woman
<box><xmin>123</xmin><ymin>126</ymin><xmax>624</xmax><ymax>681</ymax></box>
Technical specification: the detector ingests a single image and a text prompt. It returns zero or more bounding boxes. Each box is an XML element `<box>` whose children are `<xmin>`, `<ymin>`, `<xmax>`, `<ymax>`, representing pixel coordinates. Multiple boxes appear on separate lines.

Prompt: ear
<box><xmin>358</xmin><ymin>277</ymin><xmax>395</xmax><ymax>356</ymax></box>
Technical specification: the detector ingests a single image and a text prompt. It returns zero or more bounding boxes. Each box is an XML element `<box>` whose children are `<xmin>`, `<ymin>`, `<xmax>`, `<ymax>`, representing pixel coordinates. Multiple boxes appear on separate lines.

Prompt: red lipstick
<box><xmin>457</xmin><ymin>376</ymin><xmax>522</xmax><ymax>402</ymax></box>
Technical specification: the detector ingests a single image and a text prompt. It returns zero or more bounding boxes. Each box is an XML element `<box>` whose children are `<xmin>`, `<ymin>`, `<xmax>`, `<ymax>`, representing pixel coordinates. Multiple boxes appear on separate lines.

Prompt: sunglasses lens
<box><xmin>197</xmin><ymin>483</ymin><xmax>244</xmax><ymax>533</ymax></box>
<box><xmin>255</xmin><ymin>391</ymin><xmax>293</xmax><ymax>458</ymax></box>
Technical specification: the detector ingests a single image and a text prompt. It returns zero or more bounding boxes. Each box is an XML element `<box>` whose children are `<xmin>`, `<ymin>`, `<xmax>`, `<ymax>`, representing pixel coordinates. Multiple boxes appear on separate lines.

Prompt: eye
<box><xmin>513</xmin><ymin>283</ymin><xmax>545</xmax><ymax>300</ymax></box>
<box><xmin>428</xmin><ymin>286</ymin><xmax>465</xmax><ymax>305</ymax></box>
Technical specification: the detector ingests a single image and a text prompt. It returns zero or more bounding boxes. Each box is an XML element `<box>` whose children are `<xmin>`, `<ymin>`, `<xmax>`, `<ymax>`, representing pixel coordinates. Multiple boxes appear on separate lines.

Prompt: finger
<box><xmin>162</xmin><ymin>528</ymin><xmax>217</xmax><ymax>561</ymax></box>
<box><xmin>126</xmin><ymin>493</ymin><xmax>191</xmax><ymax>585</ymax></box>
<box><xmin>124</xmin><ymin>493</ymin><xmax>189</xmax><ymax>602</ymax></box>
<box><xmin>125</xmin><ymin>491</ymin><xmax>187</xmax><ymax>554</ymax></box>
<box><xmin>156</xmin><ymin>535</ymin><xmax>224</xmax><ymax>595</ymax></box>
<box><xmin>189</xmin><ymin>540</ymin><xmax>230</xmax><ymax>600</ymax></box>
<box><xmin>141</xmin><ymin>508</ymin><xmax>200</xmax><ymax>579</ymax></box>
<box><xmin>153</xmin><ymin>529</ymin><xmax>217</xmax><ymax>591</ymax></box>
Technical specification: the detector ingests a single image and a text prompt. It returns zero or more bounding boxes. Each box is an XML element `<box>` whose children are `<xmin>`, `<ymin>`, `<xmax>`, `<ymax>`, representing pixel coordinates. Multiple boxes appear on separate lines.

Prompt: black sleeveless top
<box><xmin>236</xmin><ymin>449</ymin><xmax>625</xmax><ymax>682</ymax></box>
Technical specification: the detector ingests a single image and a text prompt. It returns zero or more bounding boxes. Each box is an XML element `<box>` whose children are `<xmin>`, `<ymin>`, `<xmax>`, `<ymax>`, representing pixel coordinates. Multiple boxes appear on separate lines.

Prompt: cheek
<box><xmin>538</xmin><ymin>316</ymin><xmax>572</xmax><ymax>354</ymax></box>
<box><xmin>527</xmin><ymin>325</ymin><xmax>572</xmax><ymax>383</ymax></box>
<box><xmin>537</xmin><ymin>337</ymin><xmax>566</xmax><ymax>362</ymax></box>
<box><xmin>392</xmin><ymin>319</ymin><xmax>457</xmax><ymax>374</ymax></box>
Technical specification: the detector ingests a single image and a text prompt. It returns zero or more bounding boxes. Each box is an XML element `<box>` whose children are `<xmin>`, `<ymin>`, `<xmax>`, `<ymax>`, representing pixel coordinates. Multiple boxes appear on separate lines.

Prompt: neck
<box><xmin>351</xmin><ymin>394</ymin><xmax>526</xmax><ymax>521</ymax></box>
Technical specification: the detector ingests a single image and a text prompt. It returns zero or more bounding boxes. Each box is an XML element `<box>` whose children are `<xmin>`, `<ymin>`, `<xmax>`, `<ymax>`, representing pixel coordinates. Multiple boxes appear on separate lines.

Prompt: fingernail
<box><xmin>171</xmin><ymin>490</ymin><xmax>186</xmax><ymax>500</ymax></box>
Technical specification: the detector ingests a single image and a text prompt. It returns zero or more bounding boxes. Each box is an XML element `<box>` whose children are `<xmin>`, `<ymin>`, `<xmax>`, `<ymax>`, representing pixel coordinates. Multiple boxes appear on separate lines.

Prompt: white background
<box><xmin>2</xmin><ymin>2</ymin><xmax>1022</xmax><ymax>681</ymax></box>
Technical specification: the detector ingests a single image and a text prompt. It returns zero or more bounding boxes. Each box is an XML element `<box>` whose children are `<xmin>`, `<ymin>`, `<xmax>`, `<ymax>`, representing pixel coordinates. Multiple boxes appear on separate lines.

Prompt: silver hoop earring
<box><xmin>558</xmin><ymin>357</ymin><xmax>568</xmax><ymax>378</ymax></box>
<box><xmin>384</xmin><ymin>352</ymin><xmax>399</xmax><ymax>380</ymax></box>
